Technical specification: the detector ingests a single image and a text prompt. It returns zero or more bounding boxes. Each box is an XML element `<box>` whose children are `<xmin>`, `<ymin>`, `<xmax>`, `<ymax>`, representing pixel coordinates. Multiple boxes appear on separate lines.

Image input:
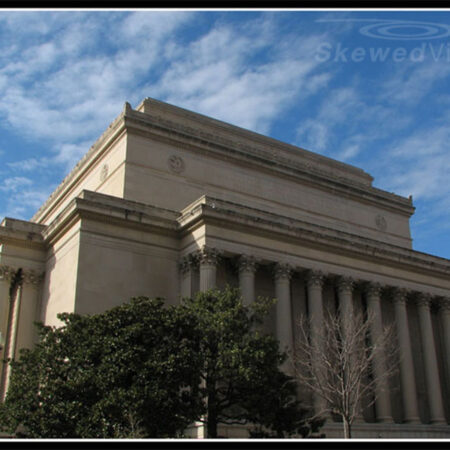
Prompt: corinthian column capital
<box><xmin>337</xmin><ymin>276</ymin><xmax>354</xmax><ymax>294</ymax></box>
<box><xmin>306</xmin><ymin>270</ymin><xmax>324</xmax><ymax>288</ymax></box>
<box><xmin>238</xmin><ymin>255</ymin><xmax>258</xmax><ymax>274</ymax></box>
<box><xmin>22</xmin><ymin>269</ymin><xmax>44</xmax><ymax>285</ymax></box>
<box><xmin>0</xmin><ymin>265</ymin><xmax>14</xmax><ymax>282</ymax></box>
<box><xmin>179</xmin><ymin>253</ymin><xmax>198</xmax><ymax>274</ymax></box>
<box><xmin>416</xmin><ymin>292</ymin><xmax>433</xmax><ymax>309</ymax></box>
<box><xmin>438</xmin><ymin>296</ymin><xmax>450</xmax><ymax>313</ymax></box>
<box><xmin>197</xmin><ymin>246</ymin><xmax>221</xmax><ymax>266</ymax></box>
<box><xmin>392</xmin><ymin>287</ymin><xmax>409</xmax><ymax>305</ymax></box>
<box><xmin>273</xmin><ymin>262</ymin><xmax>292</xmax><ymax>281</ymax></box>
<box><xmin>365</xmin><ymin>282</ymin><xmax>383</xmax><ymax>300</ymax></box>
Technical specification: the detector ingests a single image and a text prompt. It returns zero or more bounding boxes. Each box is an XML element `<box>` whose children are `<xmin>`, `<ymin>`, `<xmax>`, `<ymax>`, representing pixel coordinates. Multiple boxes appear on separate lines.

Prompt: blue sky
<box><xmin>0</xmin><ymin>9</ymin><xmax>449</xmax><ymax>259</ymax></box>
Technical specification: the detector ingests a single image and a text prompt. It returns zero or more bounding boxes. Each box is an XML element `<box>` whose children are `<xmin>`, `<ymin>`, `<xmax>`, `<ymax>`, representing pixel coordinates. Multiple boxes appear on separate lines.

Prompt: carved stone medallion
<box><xmin>100</xmin><ymin>164</ymin><xmax>109</xmax><ymax>182</ymax></box>
<box><xmin>375</xmin><ymin>214</ymin><xmax>387</xmax><ymax>231</ymax></box>
<box><xmin>168</xmin><ymin>155</ymin><xmax>185</xmax><ymax>174</ymax></box>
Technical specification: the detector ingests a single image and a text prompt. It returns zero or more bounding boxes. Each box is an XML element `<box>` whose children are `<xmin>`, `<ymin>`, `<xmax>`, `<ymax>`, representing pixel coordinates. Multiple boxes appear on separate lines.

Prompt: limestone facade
<box><xmin>0</xmin><ymin>98</ymin><xmax>449</xmax><ymax>438</ymax></box>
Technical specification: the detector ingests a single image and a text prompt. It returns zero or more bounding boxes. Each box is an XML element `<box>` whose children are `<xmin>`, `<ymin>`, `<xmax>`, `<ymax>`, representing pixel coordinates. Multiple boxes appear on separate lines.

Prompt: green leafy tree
<box><xmin>0</xmin><ymin>297</ymin><xmax>204</xmax><ymax>438</ymax></box>
<box><xmin>0</xmin><ymin>287</ymin><xmax>322</xmax><ymax>439</ymax></box>
<box><xmin>180</xmin><ymin>287</ymin><xmax>322</xmax><ymax>438</ymax></box>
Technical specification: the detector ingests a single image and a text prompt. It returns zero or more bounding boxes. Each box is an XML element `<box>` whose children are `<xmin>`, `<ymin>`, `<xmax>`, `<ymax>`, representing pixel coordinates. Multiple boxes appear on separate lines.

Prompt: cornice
<box><xmin>126</xmin><ymin>105</ymin><xmax>414</xmax><ymax>216</ymax></box>
<box><xmin>177</xmin><ymin>196</ymin><xmax>450</xmax><ymax>279</ymax></box>
<box><xmin>137</xmin><ymin>98</ymin><xmax>372</xmax><ymax>183</ymax></box>
<box><xmin>0</xmin><ymin>218</ymin><xmax>46</xmax><ymax>250</ymax></box>
<box><xmin>28</xmin><ymin>99</ymin><xmax>415</xmax><ymax>227</ymax></box>
<box><xmin>41</xmin><ymin>190</ymin><xmax>180</xmax><ymax>245</ymax></box>
<box><xmin>31</xmin><ymin>104</ymin><xmax>130</xmax><ymax>224</ymax></box>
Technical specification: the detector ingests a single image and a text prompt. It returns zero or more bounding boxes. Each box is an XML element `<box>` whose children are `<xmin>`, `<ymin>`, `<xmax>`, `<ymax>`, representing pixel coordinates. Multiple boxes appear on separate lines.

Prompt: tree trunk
<box><xmin>206</xmin><ymin>378</ymin><xmax>218</xmax><ymax>438</ymax></box>
<box><xmin>343</xmin><ymin>417</ymin><xmax>351</xmax><ymax>439</ymax></box>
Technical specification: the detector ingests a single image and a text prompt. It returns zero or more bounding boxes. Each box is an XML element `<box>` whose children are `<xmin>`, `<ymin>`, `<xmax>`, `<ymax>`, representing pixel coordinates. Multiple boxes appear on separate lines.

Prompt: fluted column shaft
<box><xmin>365</xmin><ymin>283</ymin><xmax>393</xmax><ymax>423</ymax></box>
<box><xmin>440</xmin><ymin>297</ymin><xmax>450</xmax><ymax>388</ymax></box>
<box><xmin>15</xmin><ymin>271</ymin><xmax>43</xmax><ymax>354</ymax></box>
<box><xmin>198</xmin><ymin>247</ymin><xmax>220</xmax><ymax>292</ymax></box>
<box><xmin>238</xmin><ymin>256</ymin><xmax>257</xmax><ymax>307</ymax></box>
<box><xmin>0</xmin><ymin>266</ymin><xmax>12</xmax><ymax>353</ymax></box>
<box><xmin>0</xmin><ymin>266</ymin><xmax>13</xmax><ymax>401</ymax></box>
<box><xmin>274</xmin><ymin>263</ymin><xmax>293</xmax><ymax>361</ymax></box>
<box><xmin>306</xmin><ymin>270</ymin><xmax>326</xmax><ymax>415</ymax></box>
<box><xmin>416</xmin><ymin>293</ymin><xmax>446</xmax><ymax>424</ymax></box>
<box><xmin>180</xmin><ymin>255</ymin><xmax>197</xmax><ymax>298</ymax></box>
<box><xmin>392</xmin><ymin>289</ymin><xmax>420</xmax><ymax>423</ymax></box>
<box><xmin>337</xmin><ymin>277</ymin><xmax>363</xmax><ymax>423</ymax></box>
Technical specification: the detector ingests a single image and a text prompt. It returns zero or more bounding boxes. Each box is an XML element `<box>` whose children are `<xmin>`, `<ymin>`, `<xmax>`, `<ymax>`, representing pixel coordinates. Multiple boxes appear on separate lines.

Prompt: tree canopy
<box><xmin>1</xmin><ymin>287</ymin><xmax>322</xmax><ymax>438</ymax></box>
<box><xmin>180</xmin><ymin>288</ymin><xmax>322</xmax><ymax>438</ymax></box>
<box><xmin>0</xmin><ymin>297</ymin><xmax>204</xmax><ymax>438</ymax></box>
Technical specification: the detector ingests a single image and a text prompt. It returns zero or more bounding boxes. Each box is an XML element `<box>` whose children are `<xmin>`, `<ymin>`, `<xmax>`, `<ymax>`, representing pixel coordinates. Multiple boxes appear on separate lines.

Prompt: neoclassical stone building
<box><xmin>0</xmin><ymin>98</ymin><xmax>449</xmax><ymax>438</ymax></box>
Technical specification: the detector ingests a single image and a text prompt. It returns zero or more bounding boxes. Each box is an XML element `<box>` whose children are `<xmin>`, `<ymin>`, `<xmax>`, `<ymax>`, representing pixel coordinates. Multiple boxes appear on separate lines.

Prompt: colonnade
<box><xmin>179</xmin><ymin>247</ymin><xmax>450</xmax><ymax>425</ymax></box>
<box><xmin>0</xmin><ymin>265</ymin><xmax>43</xmax><ymax>400</ymax></box>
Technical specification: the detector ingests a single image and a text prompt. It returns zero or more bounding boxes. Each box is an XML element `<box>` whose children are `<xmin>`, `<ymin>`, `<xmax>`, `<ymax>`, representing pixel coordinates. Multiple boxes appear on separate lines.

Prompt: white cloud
<box><xmin>381</xmin><ymin>59</ymin><xmax>450</xmax><ymax>106</ymax></box>
<box><xmin>0</xmin><ymin>176</ymin><xmax>32</xmax><ymax>192</ymax></box>
<box><xmin>379</xmin><ymin>124</ymin><xmax>450</xmax><ymax>201</ymax></box>
<box><xmin>7</xmin><ymin>158</ymin><xmax>50</xmax><ymax>172</ymax></box>
<box><xmin>154</xmin><ymin>23</ymin><xmax>332</xmax><ymax>133</ymax></box>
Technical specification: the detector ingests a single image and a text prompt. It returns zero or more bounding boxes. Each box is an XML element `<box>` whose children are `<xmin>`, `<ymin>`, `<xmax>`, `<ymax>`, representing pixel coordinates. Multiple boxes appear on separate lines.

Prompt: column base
<box><xmin>403</xmin><ymin>417</ymin><xmax>421</xmax><ymax>424</ymax></box>
<box><xmin>376</xmin><ymin>416</ymin><xmax>394</xmax><ymax>423</ymax></box>
<box><xmin>430</xmin><ymin>418</ymin><xmax>447</xmax><ymax>425</ymax></box>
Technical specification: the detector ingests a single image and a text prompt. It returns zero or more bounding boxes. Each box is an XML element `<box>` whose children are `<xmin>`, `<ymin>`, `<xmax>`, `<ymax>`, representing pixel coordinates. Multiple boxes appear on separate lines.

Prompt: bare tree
<box><xmin>293</xmin><ymin>310</ymin><xmax>398</xmax><ymax>439</ymax></box>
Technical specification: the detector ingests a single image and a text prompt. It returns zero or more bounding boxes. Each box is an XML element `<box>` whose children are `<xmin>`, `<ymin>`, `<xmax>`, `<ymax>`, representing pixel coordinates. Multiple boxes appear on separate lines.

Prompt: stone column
<box><xmin>306</xmin><ymin>270</ymin><xmax>326</xmax><ymax>415</ymax></box>
<box><xmin>0</xmin><ymin>266</ymin><xmax>13</xmax><ymax>354</ymax></box>
<box><xmin>274</xmin><ymin>263</ymin><xmax>293</xmax><ymax>360</ymax></box>
<box><xmin>238</xmin><ymin>255</ymin><xmax>257</xmax><ymax>307</ymax></box>
<box><xmin>392</xmin><ymin>288</ymin><xmax>420</xmax><ymax>423</ymax></box>
<box><xmin>180</xmin><ymin>254</ymin><xmax>198</xmax><ymax>298</ymax></box>
<box><xmin>365</xmin><ymin>283</ymin><xmax>393</xmax><ymax>423</ymax></box>
<box><xmin>337</xmin><ymin>276</ymin><xmax>363</xmax><ymax>423</ymax></box>
<box><xmin>198</xmin><ymin>247</ymin><xmax>220</xmax><ymax>292</ymax></box>
<box><xmin>15</xmin><ymin>270</ymin><xmax>44</xmax><ymax>354</ymax></box>
<box><xmin>439</xmin><ymin>297</ymin><xmax>450</xmax><ymax>389</ymax></box>
<box><xmin>0</xmin><ymin>266</ymin><xmax>13</xmax><ymax>400</ymax></box>
<box><xmin>416</xmin><ymin>293</ymin><xmax>446</xmax><ymax>424</ymax></box>
<box><xmin>337</xmin><ymin>276</ymin><xmax>354</xmax><ymax>330</ymax></box>
<box><xmin>1</xmin><ymin>271</ymin><xmax>22</xmax><ymax>401</ymax></box>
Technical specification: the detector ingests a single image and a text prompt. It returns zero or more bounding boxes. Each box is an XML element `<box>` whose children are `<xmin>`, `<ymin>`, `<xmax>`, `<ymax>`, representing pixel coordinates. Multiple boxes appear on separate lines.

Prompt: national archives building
<box><xmin>0</xmin><ymin>98</ymin><xmax>449</xmax><ymax>438</ymax></box>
